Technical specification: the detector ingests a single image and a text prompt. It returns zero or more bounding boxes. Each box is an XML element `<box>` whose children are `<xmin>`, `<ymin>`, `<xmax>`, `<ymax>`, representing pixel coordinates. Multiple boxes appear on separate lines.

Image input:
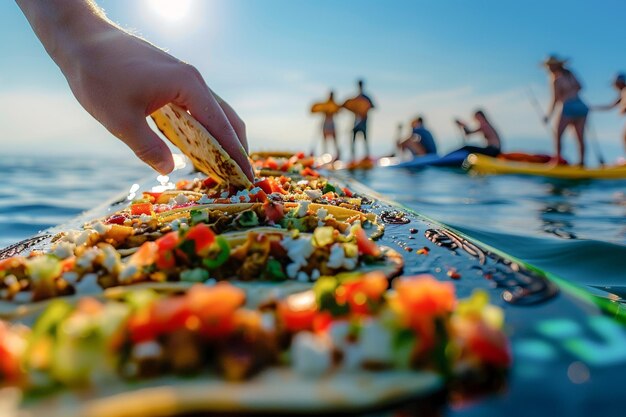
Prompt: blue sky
<box><xmin>1</xmin><ymin>0</ymin><xmax>625</xmax><ymax>160</ymax></box>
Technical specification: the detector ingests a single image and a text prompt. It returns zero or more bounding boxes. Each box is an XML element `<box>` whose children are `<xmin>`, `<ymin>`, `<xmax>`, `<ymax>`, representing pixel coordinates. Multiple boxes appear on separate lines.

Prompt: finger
<box><xmin>210</xmin><ymin>90</ymin><xmax>249</xmax><ymax>153</ymax></box>
<box><xmin>177</xmin><ymin>82</ymin><xmax>254</xmax><ymax>181</ymax></box>
<box><xmin>121</xmin><ymin>120</ymin><xmax>175</xmax><ymax>174</ymax></box>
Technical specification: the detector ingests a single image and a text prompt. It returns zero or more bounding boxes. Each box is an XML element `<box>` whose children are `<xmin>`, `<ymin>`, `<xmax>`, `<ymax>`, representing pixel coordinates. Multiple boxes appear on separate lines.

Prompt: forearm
<box><xmin>16</xmin><ymin>0</ymin><xmax>115</xmax><ymax>75</ymax></box>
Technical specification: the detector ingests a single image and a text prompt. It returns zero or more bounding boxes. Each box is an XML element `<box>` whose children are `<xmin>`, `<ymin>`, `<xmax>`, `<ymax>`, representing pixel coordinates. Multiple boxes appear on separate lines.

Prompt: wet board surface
<box><xmin>2</xmin><ymin>164</ymin><xmax>626</xmax><ymax>416</ymax></box>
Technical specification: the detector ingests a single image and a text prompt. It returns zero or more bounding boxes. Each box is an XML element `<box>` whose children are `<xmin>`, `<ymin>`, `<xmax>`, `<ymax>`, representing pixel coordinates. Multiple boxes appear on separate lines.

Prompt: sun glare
<box><xmin>145</xmin><ymin>0</ymin><xmax>194</xmax><ymax>23</ymax></box>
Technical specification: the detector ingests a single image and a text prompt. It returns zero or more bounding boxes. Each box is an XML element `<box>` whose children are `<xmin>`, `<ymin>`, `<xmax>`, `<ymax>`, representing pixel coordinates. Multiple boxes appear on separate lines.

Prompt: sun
<box><xmin>144</xmin><ymin>0</ymin><xmax>194</xmax><ymax>23</ymax></box>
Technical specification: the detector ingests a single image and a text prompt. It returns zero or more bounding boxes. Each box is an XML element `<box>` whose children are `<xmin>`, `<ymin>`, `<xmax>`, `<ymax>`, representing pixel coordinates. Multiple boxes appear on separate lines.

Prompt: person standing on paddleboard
<box><xmin>397</xmin><ymin>116</ymin><xmax>438</xmax><ymax>156</ymax></box>
<box><xmin>542</xmin><ymin>55</ymin><xmax>589</xmax><ymax>166</ymax></box>
<box><xmin>317</xmin><ymin>91</ymin><xmax>341</xmax><ymax>160</ymax></box>
<box><xmin>344</xmin><ymin>79</ymin><xmax>375</xmax><ymax>162</ymax></box>
<box><xmin>591</xmin><ymin>73</ymin><xmax>626</xmax><ymax>153</ymax></box>
<box><xmin>454</xmin><ymin>110</ymin><xmax>502</xmax><ymax>157</ymax></box>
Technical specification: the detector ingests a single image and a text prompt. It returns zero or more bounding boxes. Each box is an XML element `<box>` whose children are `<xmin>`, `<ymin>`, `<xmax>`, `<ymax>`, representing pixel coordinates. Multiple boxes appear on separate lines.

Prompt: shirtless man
<box><xmin>542</xmin><ymin>55</ymin><xmax>588</xmax><ymax>166</ymax></box>
<box><xmin>592</xmin><ymin>73</ymin><xmax>626</xmax><ymax>152</ymax></box>
<box><xmin>454</xmin><ymin>110</ymin><xmax>501</xmax><ymax>157</ymax></box>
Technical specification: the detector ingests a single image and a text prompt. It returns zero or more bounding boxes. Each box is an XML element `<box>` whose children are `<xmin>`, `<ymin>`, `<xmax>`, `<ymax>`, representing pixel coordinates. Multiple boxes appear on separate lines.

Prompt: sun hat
<box><xmin>541</xmin><ymin>54</ymin><xmax>568</xmax><ymax>67</ymax></box>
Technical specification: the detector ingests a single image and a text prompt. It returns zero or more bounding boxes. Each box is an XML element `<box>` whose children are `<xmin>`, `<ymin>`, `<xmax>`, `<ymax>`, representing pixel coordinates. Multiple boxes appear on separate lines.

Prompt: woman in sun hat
<box><xmin>542</xmin><ymin>55</ymin><xmax>589</xmax><ymax>166</ymax></box>
<box><xmin>592</xmin><ymin>73</ymin><xmax>626</xmax><ymax>153</ymax></box>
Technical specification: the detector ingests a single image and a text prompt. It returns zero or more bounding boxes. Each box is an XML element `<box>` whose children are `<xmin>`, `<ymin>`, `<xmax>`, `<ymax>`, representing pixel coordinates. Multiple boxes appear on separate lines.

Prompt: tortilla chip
<box><xmin>150</xmin><ymin>104</ymin><xmax>252</xmax><ymax>188</ymax></box>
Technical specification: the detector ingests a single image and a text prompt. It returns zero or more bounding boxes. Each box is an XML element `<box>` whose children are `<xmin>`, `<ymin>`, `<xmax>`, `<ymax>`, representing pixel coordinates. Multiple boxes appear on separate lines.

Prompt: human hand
<box><xmin>62</xmin><ymin>28</ymin><xmax>251</xmax><ymax>177</ymax></box>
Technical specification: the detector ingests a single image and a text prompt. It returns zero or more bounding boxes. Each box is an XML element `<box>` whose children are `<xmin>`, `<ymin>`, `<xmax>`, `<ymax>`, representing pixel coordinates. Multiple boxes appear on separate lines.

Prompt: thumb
<box><xmin>122</xmin><ymin>121</ymin><xmax>175</xmax><ymax>174</ymax></box>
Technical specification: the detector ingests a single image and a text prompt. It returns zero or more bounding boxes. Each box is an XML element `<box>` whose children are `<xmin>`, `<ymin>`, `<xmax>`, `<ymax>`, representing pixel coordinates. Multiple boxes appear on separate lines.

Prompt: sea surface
<box><xmin>1</xmin><ymin>152</ymin><xmax>625</xmax><ymax>292</ymax></box>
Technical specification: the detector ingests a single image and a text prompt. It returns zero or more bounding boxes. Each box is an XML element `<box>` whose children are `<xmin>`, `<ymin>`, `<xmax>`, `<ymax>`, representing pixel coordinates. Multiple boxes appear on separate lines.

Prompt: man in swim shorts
<box><xmin>347</xmin><ymin>79</ymin><xmax>375</xmax><ymax>161</ymax></box>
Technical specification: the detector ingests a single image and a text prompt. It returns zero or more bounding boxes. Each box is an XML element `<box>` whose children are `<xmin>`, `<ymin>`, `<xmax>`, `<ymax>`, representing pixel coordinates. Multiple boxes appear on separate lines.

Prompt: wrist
<box><xmin>16</xmin><ymin>0</ymin><xmax>115</xmax><ymax>74</ymax></box>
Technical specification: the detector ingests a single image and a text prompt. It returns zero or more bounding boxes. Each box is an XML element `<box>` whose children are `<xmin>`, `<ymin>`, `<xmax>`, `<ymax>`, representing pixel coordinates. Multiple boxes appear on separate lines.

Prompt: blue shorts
<box><xmin>562</xmin><ymin>98</ymin><xmax>589</xmax><ymax>119</ymax></box>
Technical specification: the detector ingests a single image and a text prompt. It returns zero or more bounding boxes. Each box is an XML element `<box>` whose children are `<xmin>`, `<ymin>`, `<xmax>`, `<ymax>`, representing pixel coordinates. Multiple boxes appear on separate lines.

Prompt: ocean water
<box><xmin>1</xmin><ymin>152</ymin><xmax>625</xmax><ymax>291</ymax></box>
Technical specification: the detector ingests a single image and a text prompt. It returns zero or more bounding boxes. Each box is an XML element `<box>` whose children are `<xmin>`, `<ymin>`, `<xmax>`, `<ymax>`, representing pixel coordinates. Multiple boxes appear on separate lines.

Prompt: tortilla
<box><xmin>150</xmin><ymin>104</ymin><xmax>252</xmax><ymax>188</ymax></box>
<box><xmin>24</xmin><ymin>369</ymin><xmax>441</xmax><ymax>417</ymax></box>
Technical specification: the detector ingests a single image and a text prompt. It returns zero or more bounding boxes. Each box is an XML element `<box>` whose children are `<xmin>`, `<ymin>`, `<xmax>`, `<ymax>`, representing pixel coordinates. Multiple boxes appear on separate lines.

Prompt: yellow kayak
<box><xmin>465</xmin><ymin>154</ymin><xmax>626</xmax><ymax>180</ymax></box>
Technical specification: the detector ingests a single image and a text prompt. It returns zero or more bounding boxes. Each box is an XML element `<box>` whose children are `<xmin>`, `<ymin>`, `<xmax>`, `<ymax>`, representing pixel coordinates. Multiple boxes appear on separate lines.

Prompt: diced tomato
<box><xmin>336</xmin><ymin>272</ymin><xmax>388</xmax><ymax>315</ymax></box>
<box><xmin>394</xmin><ymin>275</ymin><xmax>456</xmax><ymax>318</ymax></box>
<box><xmin>312</xmin><ymin>312</ymin><xmax>333</xmax><ymax>333</ymax></box>
<box><xmin>301</xmin><ymin>167</ymin><xmax>320</xmax><ymax>177</ymax></box>
<box><xmin>155</xmin><ymin>232</ymin><xmax>179</xmax><ymax>269</ymax></box>
<box><xmin>142</xmin><ymin>192</ymin><xmax>163</xmax><ymax>203</ymax></box>
<box><xmin>269</xmin><ymin>178</ymin><xmax>287</xmax><ymax>195</ymax></box>
<box><xmin>322</xmin><ymin>192</ymin><xmax>335</xmax><ymax>199</ymax></box>
<box><xmin>263</xmin><ymin>201</ymin><xmax>284</xmax><ymax>223</ymax></box>
<box><xmin>295</xmin><ymin>152</ymin><xmax>305</xmax><ymax>159</ymax></box>
<box><xmin>131</xmin><ymin>202</ymin><xmax>153</xmax><ymax>216</ymax></box>
<box><xmin>264</xmin><ymin>157</ymin><xmax>279</xmax><ymax>170</ymax></box>
<box><xmin>152</xmin><ymin>297</ymin><xmax>193</xmax><ymax>335</ymax></box>
<box><xmin>60</xmin><ymin>257</ymin><xmax>76</xmax><ymax>273</ymax></box>
<box><xmin>300</xmin><ymin>156</ymin><xmax>315</xmax><ymax>167</ymax></box>
<box><xmin>176</xmin><ymin>180</ymin><xmax>191</xmax><ymax>190</ymax></box>
<box><xmin>202</xmin><ymin>177</ymin><xmax>219</xmax><ymax>189</ymax></box>
<box><xmin>278</xmin><ymin>292</ymin><xmax>318</xmax><ymax>332</ymax></box>
<box><xmin>105</xmin><ymin>214</ymin><xmax>128</xmax><ymax>225</ymax></box>
<box><xmin>185</xmin><ymin>223</ymin><xmax>216</xmax><ymax>255</ymax></box>
<box><xmin>251</xmin><ymin>190</ymin><xmax>268</xmax><ymax>203</ymax></box>
<box><xmin>130</xmin><ymin>241</ymin><xmax>158</xmax><ymax>266</ymax></box>
<box><xmin>188</xmin><ymin>283</ymin><xmax>245</xmax><ymax>338</ymax></box>
<box><xmin>254</xmin><ymin>179</ymin><xmax>273</xmax><ymax>194</ymax></box>
<box><xmin>355</xmin><ymin>227</ymin><xmax>381</xmax><ymax>257</ymax></box>
<box><xmin>342</xmin><ymin>187</ymin><xmax>353</xmax><ymax>197</ymax></box>
<box><xmin>467</xmin><ymin>321</ymin><xmax>512</xmax><ymax>367</ymax></box>
<box><xmin>0</xmin><ymin>325</ymin><xmax>23</xmax><ymax>381</ymax></box>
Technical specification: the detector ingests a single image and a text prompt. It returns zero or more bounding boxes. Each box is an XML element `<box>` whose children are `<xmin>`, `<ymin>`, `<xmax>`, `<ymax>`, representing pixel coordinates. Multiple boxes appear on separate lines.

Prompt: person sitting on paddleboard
<box><xmin>592</xmin><ymin>73</ymin><xmax>626</xmax><ymax>153</ymax></box>
<box><xmin>397</xmin><ymin>116</ymin><xmax>438</xmax><ymax>156</ymax></box>
<box><xmin>542</xmin><ymin>55</ymin><xmax>589</xmax><ymax>166</ymax></box>
<box><xmin>345</xmin><ymin>79</ymin><xmax>375</xmax><ymax>161</ymax></box>
<box><xmin>454</xmin><ymin>110</ymin><xmax>501</xmax><ymax>157</ymax></box>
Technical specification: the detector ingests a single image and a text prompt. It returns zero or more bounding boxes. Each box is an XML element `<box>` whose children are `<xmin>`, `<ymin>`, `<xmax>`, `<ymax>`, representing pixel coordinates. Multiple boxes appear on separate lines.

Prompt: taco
<box><xmin>8</xmin><ymin>275</ymin><xmax>509</xmax><ymax>416</ymax></box>
<box><xmin>150</xmin><ymin>103</ymin><xmax>252</xmax><ymax>188</ymax></box>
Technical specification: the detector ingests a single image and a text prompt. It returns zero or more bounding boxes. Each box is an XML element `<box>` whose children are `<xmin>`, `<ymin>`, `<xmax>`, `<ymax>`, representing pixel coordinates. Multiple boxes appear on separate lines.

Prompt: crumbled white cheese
<box><xmin>286</xmin><ymin>263</ymin><xmax>300</xmax><ymax>279</ymax></box>
<box><xmin>61</xmin><ymin>271</ymin><xmax>79</xmax><ymax>283</ymax></box>
<box><xmin>139</xmin><ymin>213</ymin><xmax>153</xmax><ymax>223</ymax></box>
<box><xmin>220</xmin><ymin>191</ymin><xmax>230</xmax><ymax>198</ymax></box>
<box><xmin>295</xmin><ymin>201</ymin><xmax>310</xmax><ymax>218</ymax></box>
<box><xmin>119</xmin><ymin>264</ymin><xmax>139</xmax><ymax>283</ymax></box>
<box><xmin>249</xmin><ymin>186</ymin><xmax>262</xmax><ymax>195</ymax></box>
<box><xmin>328</xmin><ymin>321</ymin><xmax>350</xmax><ymax>349</ymax></box>
<box><xmin>102</xmin><ymin>245</ymin><xmax>120</xmax><ymax>273</ymax></box>
<box><xmin>52</xmin><ymin>241</ymin><xmax>75</xmax><ymax>259</ymax></box>
<box><xmin>305</xmin><ymin>189</ymin><xmax>323</xmax><ymax>200</ymax></box>
<box><xmin>133</xmin><ymin>341</ymin><xmax>163</xmax><ymax>359</ymax></box>
<box><xmin>296</xmin><ymin>271</ymin><xmax>309</xmax><ymax>282</ymax></box>
<box><xmin>261</xmin><ymin>312</ymin><xmax>276</xmax><ymax>332</ymax></box>
<box><xmin>174</xmin><ymin>193</ymin><xmax>189</xmax><ymax>205</ymax></box>
<box><xmin>230</xmin><ymin>196</ymin><xmax>240</xmax><ymax>203</ymax></box>
<box><xmin>282</xmin><ymin>235</ymin><xmax>315</xmax><ymax>270</ymax></box>
<box><xmin>75</xmin><ymin>230</ymin><xmax>94</xmax><ymax>247</ymax></box>
<box><xmin>360</xmin><ymin>319</ymin><xmax>393</xmax><ymax>365</ymax></box>
<box><xmin>311</xmin><ymin>269</ymin><xmax>321</xmax><ymax>281</ymax></box>
<box><xmin>297</xmin><ymin>180</ymin><xmax>309</xmax><ymax>186</ymax></box>
<box><xmin>197</xmin><ymin>194</ymin><xmax>213</xmax><ymax>204</ymax></box>
<box><xmin>170</xmin><ymin>218</ymin><xmax>188</xmax><ymax>231</ymax></box>
<box><xmin>76</xmin><ymin>248</ymin><xmax>98</xmax><ymax>269</ymax></box>
<box><xmin>291</xmin><ymin>332</ymin><xmax>332</xmax><ymax>377</ymax></box>
<box><xmin>92</xmin><ymin>221</ymin><xmax>111</xmax><ymax>236</ymax></box>
<box><xmin>60</xmin><ymin>230</ymin><xmax>81</xmax><ymax>244</ymax></box>
<box><xmin>342</xmin><ymin>343</ymin><xmax>364</xmax><ymax>370</ymax></box>
<box><xmin>327</xmin><ymin>244</ymin><xmax>359</xmax><ymax>270</ymax></box>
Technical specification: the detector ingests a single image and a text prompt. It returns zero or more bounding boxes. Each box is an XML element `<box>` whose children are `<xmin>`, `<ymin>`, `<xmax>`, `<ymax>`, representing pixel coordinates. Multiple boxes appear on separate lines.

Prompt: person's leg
<box><xmin>363</xmin><ymin>127</ymin><xmax>370</xmax><ymax>159</ymax></box>
<box><xmin>331</xmin><ymin>132</ymin><xmax>340</xmax><ymax>160</ymax></box>
<box><xmin>321</xmin><ymin>133</ymin><xmax>328</xmax><ymax>154</ymax></box>
<box><xmin>351</xmin><ymin>129</ymin><xmax>357</xmax><ymax>161</ymax></box>
<box><xmin>554</xmin><ymin>116</ymin><xmax>568</xmax><ymax>163</ymax></box>
<box><xmin>573</xmin><ymin>116</ymin><xmax>586</xmax><ymax>166</ymax></box>
<box><xmin>622</xmin><ymin>123</ymin><xmax>626</xmax><ymax>155</ymax></box>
